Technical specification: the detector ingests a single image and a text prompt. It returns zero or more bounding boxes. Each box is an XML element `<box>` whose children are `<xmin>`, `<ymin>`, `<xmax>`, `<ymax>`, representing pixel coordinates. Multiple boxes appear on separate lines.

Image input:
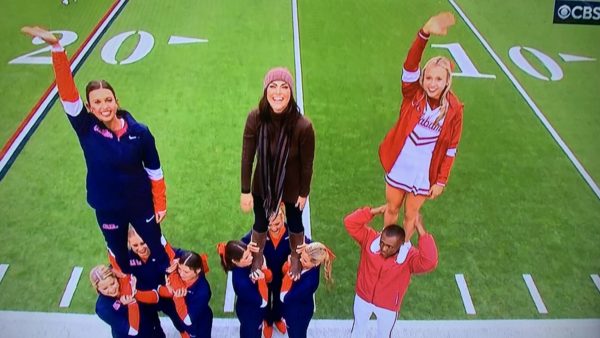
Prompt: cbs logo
<box><xmin>557</xmin><ymin>4</ymin><xmax>600</xmax><ymax>20</ymax></box>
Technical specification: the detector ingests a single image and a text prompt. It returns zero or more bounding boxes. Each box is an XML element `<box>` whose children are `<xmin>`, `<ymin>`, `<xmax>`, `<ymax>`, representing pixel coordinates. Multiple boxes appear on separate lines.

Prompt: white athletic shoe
<box><xmin>62</xmin><ymin>0</ymin><xmax>69</xmax><ymax>5</ymax></box>
<box><xmin>396</xmin><ymin>242</ymin><xmax>412</xmax><ymax>264</ymax></box>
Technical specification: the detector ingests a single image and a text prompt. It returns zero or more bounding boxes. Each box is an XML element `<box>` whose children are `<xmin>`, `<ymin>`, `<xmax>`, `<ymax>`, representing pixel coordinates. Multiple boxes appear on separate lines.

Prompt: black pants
<box><xmin>252</xmin><ymin>194</ymin><xmax>303</xmax><ymax>233</ymax></box>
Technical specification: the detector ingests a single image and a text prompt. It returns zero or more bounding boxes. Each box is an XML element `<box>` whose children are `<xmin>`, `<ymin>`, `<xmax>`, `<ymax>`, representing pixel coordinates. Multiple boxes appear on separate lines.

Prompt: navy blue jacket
<box><xmin>68</xmin><ymin>109</ymin><xmax>161</xmax><ymax>211</ymax></box>
<box><xmin>282</xmin><ymin>266</ymin><xmax>320</xmax><ymax>338</ymax></box>
<box><xmin>95</xmin><ymin>294</ymin><xmax>164</xmax><ymax>338</ymax></box>
<box><xmin>232</xmin><ymin>266</ymin><xmax>265</xmax><ymax>338</ymax></box>
<box><xmin>182</xmin><ymin>274</ymin><xmax>213</xmax><ymax>338</ymax></box>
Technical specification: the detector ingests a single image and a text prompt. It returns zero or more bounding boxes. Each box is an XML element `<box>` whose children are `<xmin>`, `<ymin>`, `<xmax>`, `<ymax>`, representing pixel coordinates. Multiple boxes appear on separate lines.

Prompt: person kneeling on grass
<box><xmin>217</xmin><ymin>240</ymin><xmax>272</xmax><ymax>338</ymax></box>
<box><xmin>123</xmin><ymin>227</ymin><xmax>211</xmax><ymax>338</ymax></box>
<box><xmin>279</xmin><ymin>242</ymin><xmax>335</xmax><ymax>338</ymax></box>
<box><xmin>160</xmin><ymin>250</ymin><xmax>214</xmax><ymax>338</ymax></box>
<box><xmin>345</xmin><ymin>206</ymin><xmax>438</xmax><ymax>338</ymax></box>
<box><xmin>241</xmin><ymin>202</ymin><xmax>290</xmax><ymax>338</ymax></box>
<box><xmin>90</xmin><ymin>265</ymin><xmax>164</xmax><ymax>337</ymax></box>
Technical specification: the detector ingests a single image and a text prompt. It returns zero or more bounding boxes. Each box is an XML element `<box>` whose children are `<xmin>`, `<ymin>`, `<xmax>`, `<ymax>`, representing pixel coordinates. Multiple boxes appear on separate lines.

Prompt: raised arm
<box><xmin>401</xmin><ymin>12</ymin><xmax>456</xmax><ymax>98</ymax></box>
<box><xmin>21</xmin><ymin>26</ymin><xmax>89</xmax><ymax>133</ymax></box>
<box><xmin>408</xmin><ymin>215</ymin><xmax>438</xmax><ymax>274</ymax></box>
<box><xmin>344</xmin><ymin>207</ymin><xmax>380</xmax><ymax>246</ymax></box>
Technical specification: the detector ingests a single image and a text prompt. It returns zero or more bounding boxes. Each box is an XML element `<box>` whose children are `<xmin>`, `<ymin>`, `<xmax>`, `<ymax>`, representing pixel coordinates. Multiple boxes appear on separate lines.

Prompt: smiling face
<box><xmin>268</xmin><ymin>208</ymin><xmax>285</xmax><ymax>235</ymax></box>
<box><xmin>86</xmin><ymin>88</ymin><xmax>119</xmax><ymax>124</ymax></box>
<box><xmin>96</xmin><ymin>275</ymin><xmax>119</xmax><ymax>297</ymax></box>
<box><xmin>128</xmin><ymin>232</ymin><xmax>150</xmax><ymax>260</ymax></box>
<box><xmin>422</xmin><ymin>65</ymin><xmax>449</xmax><ymax>100</ymax></box>
<box><xmin>233</xmin><ymin>247</ymin><xmax>253</xmax><ymax>268</ymax></box>
<box><xmin>266</xmin><ymin>80</ymin><xmax>291</xmax><ymax>113</ymax></box>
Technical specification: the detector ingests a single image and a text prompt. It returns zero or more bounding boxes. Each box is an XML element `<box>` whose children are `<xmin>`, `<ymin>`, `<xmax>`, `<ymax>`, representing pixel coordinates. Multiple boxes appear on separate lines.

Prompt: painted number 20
<box><xmin>9</xmin><ymin>30</ymin><xmax>154</xmax><ymax>65</ymax></box>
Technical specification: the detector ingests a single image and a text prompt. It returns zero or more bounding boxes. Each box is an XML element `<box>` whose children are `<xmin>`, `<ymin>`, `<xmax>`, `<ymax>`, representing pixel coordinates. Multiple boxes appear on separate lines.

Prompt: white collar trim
<box><xmin>370</xmin><ymin>235</ymin><xmax>381</xmax><ymax>254</ymax></box>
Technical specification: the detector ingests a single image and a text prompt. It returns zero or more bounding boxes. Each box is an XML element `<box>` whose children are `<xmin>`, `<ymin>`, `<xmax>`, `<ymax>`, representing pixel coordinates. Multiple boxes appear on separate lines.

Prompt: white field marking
<box><xmin>167</xmin><ymin>36</ymin><xmax>208</xmax><ymax>45</ymax></box>
<box><xmin>0</xmin><ymin>264</ymin><xmax>8</xmax><ymax>284</ymax></box>
<box><xmin>59</xmin><ymin>267</ymin><xmax>83</xmax><ymax>308</ymax></box>
<box><xmin>1</xmin><ymin>312</ymin><xmax>600</xmax><ymax>338</ymax></box>
<box><xmin>455</xmin><ymin>274</ymin><xmax>476</xmax><ymax>315</ymax></box>
<box><xmin>559</xmin><ymin>53</ymin><xmax>596</xmax><ymax>62</ymax></box>
<box><xmin>591</xmin><ymin>274</ymin><xmax>600</xmax><ymax>293</ymax></box>
<box><xmin>523</xmin><ymin>274</ymin><xmax>548</xmax><ymax>314</ymax></box>
<box><xmin>291</xmin><ymin>0</ymin><xmax>312</xmax><ymax>240</ymax></box>
<box><xmin>292</xmin><ymin>0</ymin><xmax>315</xmax><ymax>313</ymax></box>
<box><xmin>223</xmin><ymin>271</ymin><xmax>235</xmax><ymax>312</ymax></box>
<box><xmin>448</xmin><ymin>0</ymin><xmax>600</xmax><ymax>201</ymax></box>
<box><xmin>0</xmin><ymin>0</ymin><xmax>129</xmax><ymax>176</ymax></box>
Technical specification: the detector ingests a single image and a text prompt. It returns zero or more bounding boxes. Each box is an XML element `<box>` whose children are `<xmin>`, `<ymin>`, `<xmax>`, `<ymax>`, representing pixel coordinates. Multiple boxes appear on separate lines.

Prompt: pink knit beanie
<box><xmin>263</xmin><ymin>67</ymin><xmax>294</xmax><ymax>92</ymax></box>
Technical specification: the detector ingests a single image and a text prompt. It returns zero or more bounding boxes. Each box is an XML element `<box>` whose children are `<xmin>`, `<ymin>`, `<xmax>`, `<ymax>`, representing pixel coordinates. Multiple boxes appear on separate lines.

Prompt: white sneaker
<box><xmin>62</xmin><ymin>0</ymin><xmax>69</xmax><ymax>5</ymax></box>
<box><xmin>396</xmin><ymin>242</ymin><xmax>412</xmax><ymax>264</ymax></box>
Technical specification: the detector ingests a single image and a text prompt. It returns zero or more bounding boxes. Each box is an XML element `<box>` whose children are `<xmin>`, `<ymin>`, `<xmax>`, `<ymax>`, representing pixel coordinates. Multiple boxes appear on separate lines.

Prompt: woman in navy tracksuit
<box><xmin>22</xmin><ymin>27</ymin><xmax>170</xmax><ymax>274</ymax></box>
<box><xmin>90</xmin><ymin>265</ymin><xmax>164</xmax><ymax>338</ymax></box>
<box><xmin>241</xmin><ymin>203</ymin><xmax>290</xmax><ymax>337</ymax></box>
<box><xmin>217</xmin><ymin>240</ymin><xmax>271</xmax><ymax>338</ymax></box>
<box><xmin>161</xmin><ymin>250</ymin><xmax>214</xmax><ymax>338</ymax></box>
<box><xmin>280</xmin><ymin>242</ymin><xmax>335</xmax><ymax>338</ymax></box>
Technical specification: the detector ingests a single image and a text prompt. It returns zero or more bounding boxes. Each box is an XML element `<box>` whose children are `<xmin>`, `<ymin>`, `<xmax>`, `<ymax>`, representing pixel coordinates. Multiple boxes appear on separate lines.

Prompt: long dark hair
<box><xmin>85</xmin><ymin>80</ymin><xmax>126</xmax><ymax>120</ymax></box>
<box><xmin>217</xmin><ymin>240</ymin><xmax>247</xmax><ymax>272</ymax></box>
<box><xmin>180</xmin><ymin>250</ymin><xmax>204</xmax><ymax>273</ymax></box>
<box><xmin>257</xmin><ymin>88</ymin><xmax>301</xmax><ymax>135</ymax></box>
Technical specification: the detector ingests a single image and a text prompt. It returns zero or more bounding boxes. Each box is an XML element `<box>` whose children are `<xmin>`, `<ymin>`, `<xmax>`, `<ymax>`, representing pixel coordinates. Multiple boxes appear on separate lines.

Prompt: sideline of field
<box><xmin>1</xmin><ymin>311</ymin><xmax>599</xmax><ymax>338</ymax></box>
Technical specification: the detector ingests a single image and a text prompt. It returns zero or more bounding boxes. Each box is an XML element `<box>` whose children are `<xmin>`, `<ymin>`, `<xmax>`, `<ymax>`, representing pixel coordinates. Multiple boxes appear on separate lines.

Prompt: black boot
<box><xmin>250</xmin><ymin>230</ymin><xmax>267</xmax><ymax>274</ymax></box>
<box><xmin>289</xmin><ymin>231</ymin><xmax>305</xmax><ymax>280</ymax></box>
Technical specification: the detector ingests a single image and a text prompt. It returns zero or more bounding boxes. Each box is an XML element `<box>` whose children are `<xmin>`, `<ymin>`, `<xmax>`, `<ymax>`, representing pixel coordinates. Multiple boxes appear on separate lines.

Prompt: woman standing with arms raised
<box><xmin>21</xmin><ymin>27</ymin><xmax>171</xmax><ymax>274</ymax></box>
<box><xmin>379</xmin><ymin>12</ymin><xmax>463</xmax><ymax>263</ymax></box>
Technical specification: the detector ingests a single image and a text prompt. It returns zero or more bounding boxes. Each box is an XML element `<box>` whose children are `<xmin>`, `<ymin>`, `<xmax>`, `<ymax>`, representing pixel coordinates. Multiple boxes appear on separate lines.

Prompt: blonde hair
<box><xmin>278</xmin><ymin>202</ymin><xmax>286</xmax><ymax>220</ymax></box>
<box><xmin>419</xmin><ymin>56</ymin><xmax>453</xmax><ymax>125</ymax></box>
<box><xmin>89</xmin><ymin>264</ymin><xmax>115</xmax><ymax>289</ymax></box>
<box><xmin>304</xmin><ymin>242</ymin><xmax>335</xmax><ymax>284</ymax></box>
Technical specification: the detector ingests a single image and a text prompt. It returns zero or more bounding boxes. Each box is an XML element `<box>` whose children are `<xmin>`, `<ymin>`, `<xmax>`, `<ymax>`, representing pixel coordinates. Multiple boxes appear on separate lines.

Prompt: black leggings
<box><xmin>252</xmin><ymin>194</ymin><xmax>303</xmax><ymax>233</ymax></box>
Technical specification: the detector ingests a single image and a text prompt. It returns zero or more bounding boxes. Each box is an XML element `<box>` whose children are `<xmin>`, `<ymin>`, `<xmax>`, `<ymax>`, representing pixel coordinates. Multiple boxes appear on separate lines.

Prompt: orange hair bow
<box><xmin>216</xmin><ymin>242</ymin><xmax>226</xmax><ymax>256</ymax></box>
<box><xmin>200</xmin><ymin>253</ymin><xmax>210</xmax><ymax>274</ymax></box>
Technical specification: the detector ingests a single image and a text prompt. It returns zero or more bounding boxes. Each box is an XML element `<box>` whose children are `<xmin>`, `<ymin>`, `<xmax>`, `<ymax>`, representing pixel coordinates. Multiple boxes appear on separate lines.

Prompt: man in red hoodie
<box><xmin>344</xmin><ymin>205</ymin><xmax>438</xmax><ymax>337</ymax></box>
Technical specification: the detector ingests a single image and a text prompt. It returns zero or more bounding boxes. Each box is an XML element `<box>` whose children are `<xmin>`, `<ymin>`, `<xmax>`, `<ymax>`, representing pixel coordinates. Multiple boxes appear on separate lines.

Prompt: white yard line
<box><xmin>591</xmin><ymin>274</ymin><xmax>600</xmax><ymax>294</ymax></box>
<box><xmin>291</xmin><ymin>0</ymin><xmax>312</xmax><ymax>240</ymax></box>
<box><xmin>59</xmin><ymin>267</ymin><xmax>83</xmax><ymax>308</ymax></box>
<box><xmin>448</xmin><ymin>0</ymin><xmax>600</xmax><ymax>200</ymax></box>
<box><xmin>523</xmin><ymin>274</ymin><xmax>548</xmax><ymax>314</ymax></box>
<box><xmin>0</xmin><ymin>264</ymin><xmax>8</xmax><ymax>284</ymax></box>
<box><xmin>0</xmin><ymin>0</ymin><xmax>129</xmax><ymax>178</ymax></box>
<box><xmin>455</xmin><ymin>274</ymin><xmax>476</xmax><ymax>315</ymax></box>
<box><xmin>1</xmin><ymin>311</ymin><xmax>599</xmax><ymax>338</ymax></box>
<box><xmin>223</xmin><ymin>271</ymin><xmax>235</xmax><ymax>313</ymax></box>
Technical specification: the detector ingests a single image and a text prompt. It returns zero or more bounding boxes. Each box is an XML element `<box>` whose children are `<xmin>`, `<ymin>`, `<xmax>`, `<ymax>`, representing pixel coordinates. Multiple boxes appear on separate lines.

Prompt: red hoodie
<box><xmin>344</xmin><ymin>207</ymin><xmax>438</xmax><ymax>312</ymax></box>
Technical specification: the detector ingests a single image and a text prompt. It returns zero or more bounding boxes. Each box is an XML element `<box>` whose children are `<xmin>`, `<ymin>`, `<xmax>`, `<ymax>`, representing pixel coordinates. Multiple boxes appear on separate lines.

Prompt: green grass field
<box><xmin>0</xmin><ymin>0</ymin><xmax>599</xmax><ymax>321</ymax></box>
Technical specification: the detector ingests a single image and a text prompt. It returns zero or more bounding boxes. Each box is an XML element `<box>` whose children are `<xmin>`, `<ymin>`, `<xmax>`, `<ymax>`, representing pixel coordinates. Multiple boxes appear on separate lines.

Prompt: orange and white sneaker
<box><xmin>274</xmin><ymin>319</ymin><xmax>287</xmax><ymax>334</ymax></box>
<box><xmin>262</xmin><ymin>320</ymin><xmax>273</xmax><ymax>338</ymax></box>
